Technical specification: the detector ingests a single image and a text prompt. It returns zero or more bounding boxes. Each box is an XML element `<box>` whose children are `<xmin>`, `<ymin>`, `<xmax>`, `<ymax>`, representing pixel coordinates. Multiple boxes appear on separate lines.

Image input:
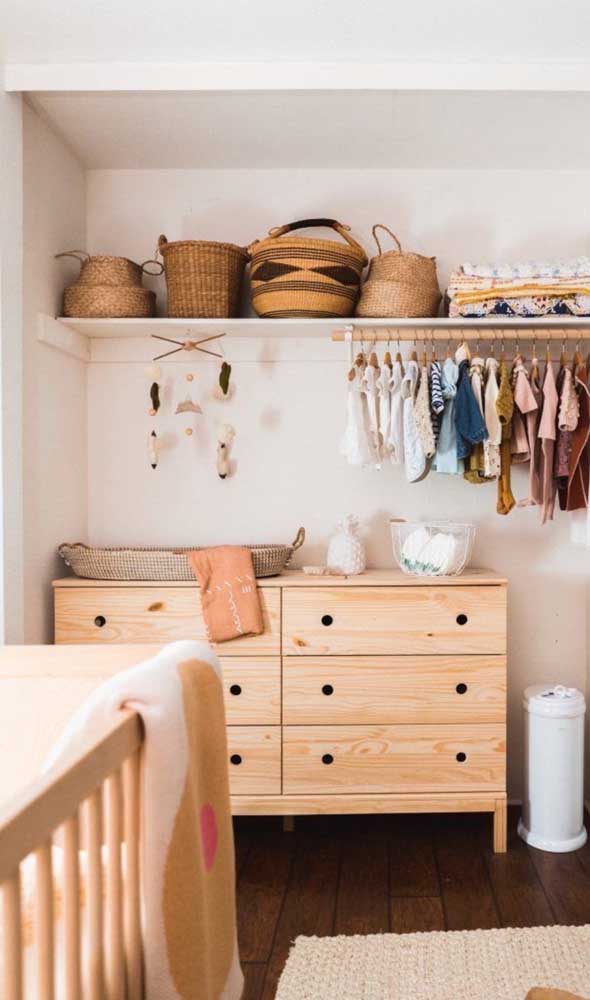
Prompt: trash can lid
<box><xmin>523</xmin><ymin>684</ymin><xmax>586</xmax><ymax>718</ymax></box>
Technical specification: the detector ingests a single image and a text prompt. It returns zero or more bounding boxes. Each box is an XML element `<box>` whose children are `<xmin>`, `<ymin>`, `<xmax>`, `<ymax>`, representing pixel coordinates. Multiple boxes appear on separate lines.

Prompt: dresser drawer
<box><xmin>227</xmin><ymin>726</ymin><xmax>281</xmax><ymax>795</ymax></box>
<box><xmin>282</xmin><ymin>724</ymin><xmax>506</xmax><ymax>794</ymax></box>
<box><xmin>54</xmin><ymin>586</ymin><xmax>280</xmax><ymax>655</ymax></box>
<box><xmin>221</xmin><ymin>657</ymin><xmax>280</xmax><ymax>724</ymax></box>
<box><xmin>283</xmin><ymin>656</ymin><xmax>506</xmax><ymax>725</ymax></box>
<box><xmin>282</xmin><ymin>586</ymin><xmax>506</xmax><ymax>656</ymax></box>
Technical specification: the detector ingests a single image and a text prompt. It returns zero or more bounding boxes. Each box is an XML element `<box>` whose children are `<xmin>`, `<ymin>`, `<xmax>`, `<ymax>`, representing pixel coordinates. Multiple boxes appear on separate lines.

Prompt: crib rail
<box><xmin>0</xmin><ymin>709</ymin><xmax>144</xmax><ymax>1000</ymax></box>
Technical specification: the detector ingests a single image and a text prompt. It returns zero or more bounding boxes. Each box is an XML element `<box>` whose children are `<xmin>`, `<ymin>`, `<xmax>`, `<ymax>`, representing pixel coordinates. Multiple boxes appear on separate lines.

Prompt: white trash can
<box><xmin>518</xmin><ymin>684</ymin><xmax>587</xmax><ymax>852</ymax></box>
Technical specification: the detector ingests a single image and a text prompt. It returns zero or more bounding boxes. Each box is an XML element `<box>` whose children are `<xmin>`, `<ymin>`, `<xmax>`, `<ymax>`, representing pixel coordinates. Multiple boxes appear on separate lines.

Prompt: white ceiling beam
<box><xmin>5</xmin><ymin>61</ymin><xmax>590</xmax><ymax>93</ymax></box>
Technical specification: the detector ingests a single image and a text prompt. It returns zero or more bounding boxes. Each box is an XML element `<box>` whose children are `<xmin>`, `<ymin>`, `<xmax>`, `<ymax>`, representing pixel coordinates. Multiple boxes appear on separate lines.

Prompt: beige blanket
<box><xmin>45</xmin><ymin>640</ymin><xmax>243</xmax><ymax>1000</ymax></box>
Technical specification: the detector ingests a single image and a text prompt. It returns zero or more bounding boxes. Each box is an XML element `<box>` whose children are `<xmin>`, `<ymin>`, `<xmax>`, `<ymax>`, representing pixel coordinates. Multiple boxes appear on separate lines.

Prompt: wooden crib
<box><xmin>0</xmin><ymin>706</ymin><xmax>145</xmax><ymax>999</ymax></box>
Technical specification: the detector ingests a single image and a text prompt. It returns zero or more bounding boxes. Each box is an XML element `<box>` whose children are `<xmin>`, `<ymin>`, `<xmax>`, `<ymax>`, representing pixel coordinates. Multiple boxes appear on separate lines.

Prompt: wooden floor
<box><xmin>234</xmin><ymin>807</ymin><xmax>590</xmax><ymax>1000</ymax></box>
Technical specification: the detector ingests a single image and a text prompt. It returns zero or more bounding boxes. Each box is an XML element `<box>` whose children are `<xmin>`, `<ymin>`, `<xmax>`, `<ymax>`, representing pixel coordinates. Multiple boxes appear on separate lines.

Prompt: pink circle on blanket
<box><xmin>200</xmin><ymin>804</ymin><xmax>218</xmax><ymax>871</ymax></box>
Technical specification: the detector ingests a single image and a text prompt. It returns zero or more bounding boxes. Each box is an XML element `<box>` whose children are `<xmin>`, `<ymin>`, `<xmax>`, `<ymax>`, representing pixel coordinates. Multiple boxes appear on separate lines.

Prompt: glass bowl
<box><xmin>390</xmin><ymin>520</ymin><xmax>476</xmax><ymax>577</ymax></box>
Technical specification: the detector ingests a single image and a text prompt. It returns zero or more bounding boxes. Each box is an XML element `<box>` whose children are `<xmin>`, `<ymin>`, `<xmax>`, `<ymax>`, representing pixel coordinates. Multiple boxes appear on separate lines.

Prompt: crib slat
<box><xmin>87</xmin><ymin>789</ymin><xmax>104</xmax><ymax>1000</ymax></box>
<box><xmin>3</xmin><ymin>870</ymin><xmax>23</xmax><ymax>1000</ymax></box>
<box><xmin>36</xmin><ymin>841</ymin><xmax>54</xmax><ymax>1000</ymax></box>
<box><xmin>106</xmin><ymin>771</ymin><xmax>125</xmax><ymax>999</ymax></box>
<box><xmin>123</xmin><ymin>750</ymin><xmax>143</xmax><ymax>1000</ymax></box>
<box><xmin>63</xmin><ymin>814</ymin><xmax>81</xmax><ymax>1000</ymax></box>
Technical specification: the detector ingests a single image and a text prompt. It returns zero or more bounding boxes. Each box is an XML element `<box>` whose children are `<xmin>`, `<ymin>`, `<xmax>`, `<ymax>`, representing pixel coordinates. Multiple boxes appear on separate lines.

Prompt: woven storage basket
<box><xmin>157</xmin><ymin>235</ymin><xmax>248</xmax><ymax>318</ymax></box>
<box><xmin>356</xmin><ymin>225</ymin><xmax>441</xmax><ymax>318</ymax></box>
<box><xmin>248</xmin><ymin>219</ymin><xmax>367</xmax><ymax>319</ymax></box>
<box><xmin>56</xmin><ymin>250</ymin><xmax>162</xmax><ymax>318</ymax></box>
<box><xmin>58</xmin><ymin>529</ymin><xmax>305</xmax><ymax>581</ymax></box>
<box><xmin>63</xmin><ymin>285</ymin><xmax>156</xmax><ymax>319</ymax></box>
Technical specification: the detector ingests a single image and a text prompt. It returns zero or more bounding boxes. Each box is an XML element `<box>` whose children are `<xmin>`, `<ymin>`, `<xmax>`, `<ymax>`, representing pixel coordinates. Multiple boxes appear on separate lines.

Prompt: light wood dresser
<box><xmin>53</xmin><ymin>568</ymin><xmax>508</xmax><ymax>851</ymax></box>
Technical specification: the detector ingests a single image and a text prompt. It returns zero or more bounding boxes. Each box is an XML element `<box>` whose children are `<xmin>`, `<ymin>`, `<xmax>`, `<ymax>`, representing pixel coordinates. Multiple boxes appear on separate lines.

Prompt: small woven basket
<box><xmin>356</xmin><ymin>225</ymin><xmax>441</xmax><ymax>318</ymax></box>
<box><xmin>63</xmin><ymin>285</ymin><xmax>156</xmax><ymax>319</ymax></box>
<box><xmin>56</xmin><ymin>250</ymin><xmax>163</xmax><ymax>318</ymax></box>
<box><xmin>157</xmin><ymin>235</ymin><xmax>248</xmax><ymax>318</ymax></box>
<box><xmin>58</xmin><ymin>529</ymin><xmax>305</xmax><ymax>581</ymax></box>
<box><xmin>248</xmin><ymin>219</ymin><xmax>367</xmax><ymax>319</ymax></box>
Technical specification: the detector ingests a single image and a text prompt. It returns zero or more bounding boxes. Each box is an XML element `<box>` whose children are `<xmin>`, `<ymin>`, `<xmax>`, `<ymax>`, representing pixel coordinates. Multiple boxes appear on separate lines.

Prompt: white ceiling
<box><xmin>2</xmin><ymin>0</ymin><xmax>590</xmax><ymax>64</ymax></box>
<box><xmin>29</xmin><ymin>90</ymin><xmax>590</xmax><ymax>170</ymax></box>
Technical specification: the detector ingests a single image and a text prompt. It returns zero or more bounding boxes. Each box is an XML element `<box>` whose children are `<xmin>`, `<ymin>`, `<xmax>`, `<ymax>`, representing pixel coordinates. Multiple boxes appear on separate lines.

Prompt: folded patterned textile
<box><xmin>461</xmin><ymin>257</ymin><xmax>590</xmax><ymax>280</ymax></box>
<box><xmin>449</xmin><ymin>295</ymin><xmax>590</xmax><ymax>318</ymax></box>
<box><xmin>447</xmin><ymin>261</ymin><xmax>590</xmax><ymax>318</ymax></box>
<box><xmin>189</xmin><ymin>546</ymin><xmax>264</xmax><ymax>643</ymax></box>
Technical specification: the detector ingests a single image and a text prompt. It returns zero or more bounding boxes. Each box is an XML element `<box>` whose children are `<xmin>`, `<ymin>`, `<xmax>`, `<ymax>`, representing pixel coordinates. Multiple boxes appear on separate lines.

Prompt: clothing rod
<box><xmin>331</xmin><ymin>327</ymin><xmax>590</xmax><ymax>342</ymax></box>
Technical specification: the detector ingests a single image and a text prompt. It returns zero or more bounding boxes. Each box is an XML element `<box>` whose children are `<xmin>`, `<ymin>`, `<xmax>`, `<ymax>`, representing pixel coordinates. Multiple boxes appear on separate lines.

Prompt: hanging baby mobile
<box><xmin>145</xmin><ymin>331</ymin><xmax>237</xmax><ymax>474</ymax></box>
<box><xmin>340</xmin><ymin>327</ymin><xmax>590</xmax><ymax>523</ymax></box>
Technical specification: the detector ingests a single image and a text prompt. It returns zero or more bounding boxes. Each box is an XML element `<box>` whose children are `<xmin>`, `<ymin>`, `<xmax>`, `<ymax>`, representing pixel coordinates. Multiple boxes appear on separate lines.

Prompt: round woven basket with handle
<box><xmin>355</xmin><ymin>224</ymin><xmax>441</xmax><ymax>318</ymax></box>
<box><xmin>248</xmin><ymin>219</ymin><xmax>367</xmax><ymax>318</ymax></box>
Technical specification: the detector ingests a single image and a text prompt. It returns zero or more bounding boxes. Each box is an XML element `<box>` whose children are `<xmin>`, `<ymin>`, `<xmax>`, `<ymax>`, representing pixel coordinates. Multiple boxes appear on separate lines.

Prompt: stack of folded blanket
<box><xmin>447</xmin><ymin>257</ymin><xmax>590</xmax><ymax>318</ymax></box>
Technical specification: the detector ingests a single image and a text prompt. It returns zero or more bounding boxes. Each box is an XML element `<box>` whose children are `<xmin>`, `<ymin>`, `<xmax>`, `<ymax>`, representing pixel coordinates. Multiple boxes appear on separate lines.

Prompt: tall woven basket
<box><xmin>248</xmin><ymin>219</ymin><xmax>367</xmax><ymax>318</ymax></box>
<box><xmin>56</xmin><ymin>250</ymin><xmax>162</xmax><ymax>318</ymax></box>
<box><xmin>158</xmin><ymin>235</ymin><xmax>248</xmax><ymax>318</ymax></box>
<box><xmin>355</xmin><ymin>225</ymin><xmax>441</xmax><ymax>318</ymax></box>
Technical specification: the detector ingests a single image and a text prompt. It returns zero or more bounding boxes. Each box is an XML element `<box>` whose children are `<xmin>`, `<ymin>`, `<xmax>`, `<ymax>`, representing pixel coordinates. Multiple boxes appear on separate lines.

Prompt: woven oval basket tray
<box><xmin>59</xmin><ymin>529</ymin><xmax>305</xmax><ymax>581</ymax></box>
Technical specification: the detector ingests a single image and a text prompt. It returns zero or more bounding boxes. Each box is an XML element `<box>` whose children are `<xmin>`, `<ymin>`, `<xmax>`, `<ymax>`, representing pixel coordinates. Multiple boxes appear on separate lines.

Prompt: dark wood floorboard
<box><xmin>434</xmin><ymin>818</ymin><xmax>500</xmax><ymax>931</ymax></box>
<box><xmin>237</xmin><ymin>831</ymin><xmax>295</xmax><ymax>962</ymax></box>
<box><xmin>233</xmin><ymin>811</ymin><xmax>590</xmax><ymax>999</ymax></box>
<box><xmin>260</xmin><ymin>829</ymin><xmax>341</xmax><ymax>1000</ymax></box>
<box><xmin>242</xmin><ymin>963</ymin><xmax>268</xmax><ymax>1000</ymax></box>
<box><xmin>334</xmin><ymin>836</ymin><xmax>390</xmax><ymax>935</ymax></box>
<box><xmin>391</xmin><ymin>896</ymin><xmax>445</xmax><ymax>933</ymax></box>
<box><xmin>390</xmin><ymin>828</ymin><xmax>439</xmax><ymax>897</ymax></box>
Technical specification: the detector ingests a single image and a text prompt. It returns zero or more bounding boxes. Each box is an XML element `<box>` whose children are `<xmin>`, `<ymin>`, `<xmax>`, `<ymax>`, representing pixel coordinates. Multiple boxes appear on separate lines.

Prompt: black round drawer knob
<box><xmin>322</xmin><ymin>753</ymin><xmax>334</xmax><ymax>765</ymax></box>
<box><xmin>456</xmin><ymin>683</ymin><xmax>468</xmax><ymax>695</ymax></box>
<box><xmin>456</xmin><ymin>752</ymin><xmax>467</xmax><ymax>763</ymax></box>
<box><xmin>322</xmin><ymin>684</ymin><xmax>334</xmax><ymax>696</ymax></box>
<box><xmin>229</xmin><ymin>684</ymin><xmax>242</xmax><ymax>696</ymax></box>
<box><xmin>94</xmin><ymin>615</ymin><xmax>106</xmax><ymax>628</ymax></box>
<box><xmin>321</xmin><ymin>614</ymin><xmax>334</xmax><ymax>627</ymax></box>
<box><xmin>456</xmin><ymin>613</ymin><xmax>468</xmax><ymax>626</ymax></box>
<box><xmin>230</xmin><ymin>754</ymin><xmax>242</xmax><ymax>766</ymax></box>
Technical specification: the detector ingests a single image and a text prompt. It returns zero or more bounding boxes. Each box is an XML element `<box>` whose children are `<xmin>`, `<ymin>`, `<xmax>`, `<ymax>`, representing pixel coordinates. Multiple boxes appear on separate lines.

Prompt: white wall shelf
<box><xmin>37</xmin><ymin>313</ymin><xmax>590</xmax><ymax>363</ymax></box>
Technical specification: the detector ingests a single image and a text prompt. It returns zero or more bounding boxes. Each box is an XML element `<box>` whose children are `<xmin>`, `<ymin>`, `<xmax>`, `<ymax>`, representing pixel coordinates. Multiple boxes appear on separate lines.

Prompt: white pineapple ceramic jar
<box><xmin>326</xmin><ymin>515</ymin><xmax>366</xmax><ymax>575</ymax></box>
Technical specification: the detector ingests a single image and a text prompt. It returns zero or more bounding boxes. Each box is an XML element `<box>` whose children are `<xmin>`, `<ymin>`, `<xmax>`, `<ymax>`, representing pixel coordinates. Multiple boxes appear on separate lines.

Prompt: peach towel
<box><xmin>189</xmin><ymin>546</ymin><xmax>264</xmax><ymax>643</ymax></box>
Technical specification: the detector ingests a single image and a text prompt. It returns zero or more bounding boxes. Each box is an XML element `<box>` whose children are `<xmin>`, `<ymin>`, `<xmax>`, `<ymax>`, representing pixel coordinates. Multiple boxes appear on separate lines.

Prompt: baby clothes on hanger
<box><xmin>377</xmin><ymin>357</ymin><xmax>392</xmax><ymax>459</ymax></box>
<box><xmin>401</xmin><ymin>358</ymin><xmax>426</xmax><ymax>482</ymax></box>
<box><xmin>433</xmin><ymin>355</ymin><xmax>462</xmax><ymax>475</ymax></box>
<box><xmin>414</xmin><ymin>363</ymin><xmax>436</xmax><ymax>459</ymax></box>
<box><xmin>454</xmin><ymin>344</ymin><xmax>488</xmax><ymax>462</ymax></box>
<box><xmin>525</xmin><ymin>357</ymin><xmax>543</xmax><ymax>507</ymax></box>
<box><xmin>363</xmin><ymin>358</ymin><xmax>381</xmax><ymax>463</ymax></box>
<box><xmin>340</xmin><ymin>358</ymin><xmax>378</xmax><ymax>468</ymax></box>
<box><xmin>388</xmin><ymin>357</ymin><xmax>405</xmax><ymax>465</ymax></box>
<box><xmin>538</xmin><ymin>358</ymin><xmax>559</xmax><ymax>524</ymax></box>
<box><xmin>430</xmin><ymin>359</ymin><xmax>445</xmax><ymax>445</ymax></box>
<box><xmin>464</xmin><ymin>354</ymin><xmax>491</xmax><ymax>484</ymax></box>
<box><xmin>483</xmin><ymin>356</ymin><xmax>501</xmax><ymax>478</ymax></box>
<box><xmin>510</xmin><ymin>355</ymin><xmax>536</xmax><ymax>465</ymax></box>
<box><xmin>554</xmin><ymin>364</ymin><xmax>576</xmax><ymax>492</ymax></box>
<box><xmin>496</xmin><ymin>359</ymin><xmax>516</xmax><ymax>515</ymax></box>
<box><xmin>560</xmin><ymin>361</ymin><xmax>590</xmax><ymax>511</ymax></box>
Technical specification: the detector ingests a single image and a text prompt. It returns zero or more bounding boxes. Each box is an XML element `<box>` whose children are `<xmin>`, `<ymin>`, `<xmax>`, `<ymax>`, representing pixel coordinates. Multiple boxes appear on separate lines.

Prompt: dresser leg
<box><xmin>282</xmin><ymin>816</ymin><xmax>295</xmax><ymax>833</ymax></box>
<box><xmin>493</xmin><ymin>798</ymin><xmax>507</xmax><ymax>853</ymax></box>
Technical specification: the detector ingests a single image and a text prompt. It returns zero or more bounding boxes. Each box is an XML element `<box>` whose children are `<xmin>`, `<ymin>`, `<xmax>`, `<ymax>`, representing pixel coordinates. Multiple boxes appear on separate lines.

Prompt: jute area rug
<box><xmin>275</xmin><ymin>925</ymin><xmax>590</xmax><ymax>1000</ymax></box>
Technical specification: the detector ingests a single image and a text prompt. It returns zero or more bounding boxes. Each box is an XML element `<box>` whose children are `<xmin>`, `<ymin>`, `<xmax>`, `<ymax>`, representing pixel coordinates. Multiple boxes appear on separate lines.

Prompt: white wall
<box><xmin>0</xmin><ymin>87</ymin><xmax>24</xmax><ymax>643</ymax></box>
<box><xmin>22</xmin><ymin>104</ymin><xmax>88</xmax><ymax>642</ymax></box>
<box><xmin>84</xmin><ymin>167</ymin><xmax>590</xmax><ymax>798</ymax></box>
